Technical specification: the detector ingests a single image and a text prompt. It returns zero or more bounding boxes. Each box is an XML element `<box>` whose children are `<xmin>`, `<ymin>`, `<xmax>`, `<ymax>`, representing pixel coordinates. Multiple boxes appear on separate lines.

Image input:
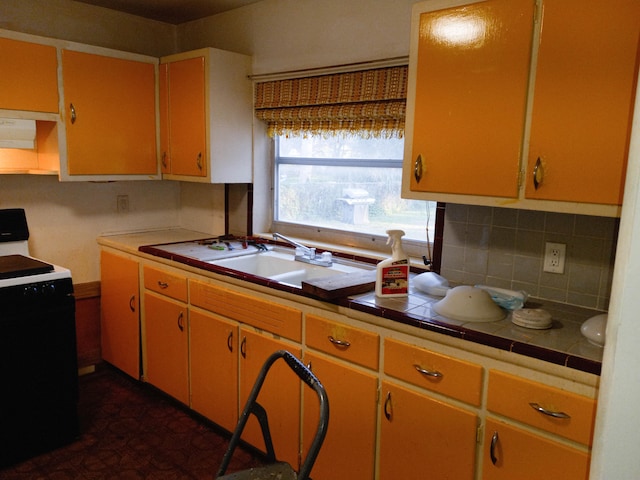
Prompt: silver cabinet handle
<box><xmin>161</xmin><ymin>151</ymin><xmax>168</xmax><ymax>169</ymax></box>
<box><xmin>177</xmin><ymin>311</ymin><xmax>184</xmax><ymax>332</ymax></box>
<box><xmin>414</xmin><ymin>154</ymin><xmax>423</xmax><ymax>183</ymax></box>
<box><xmin>533</xmin><ymin>157</ymin><xmax>544</xmax><ymax>190</ymax></box>
<box><xmin>196</xmin><ymin>152</ymin><xmax>203</xmax><ymax>171</ymax></box>
<box><xmin>129</xmin><ymin>295</ymin><xmax>136</xmax><ymax>312</ymax></box>
<box><xmin>529</xmin><ymin>402</ymin><xmax>570</xmax><ymax>419</ymax></box>
<box><xmin>413</xmin><ymin>364</ymin><xmax>443</xmax><ymax>378</ymax></box>
<box><xmin>157</xmin><ymin>281</ymin><xmax>169</xmax><ymax>289</ymax></box>
<box><xmin>328</xmin><ymin>336</ymin><xmax>351</xmax><ymax>348</ymax></box>
<box><xmin>490</xmin><ymin>431</ymin><xmax>499</xmax><ymax>465</ymax></box>
<box><xmin>226</xmin><ymin>331</ymin><xmax>233</xmax><ymax>352</ymax></box>
<box><xmin>384</xmin><ymin>391</ymin><xmax>392</xmax><ymax>420</ymax></box>
<box><xmin>70</xmin><ymin>103</ymin><xmax>77</xmax><ymax>124</ymax></box>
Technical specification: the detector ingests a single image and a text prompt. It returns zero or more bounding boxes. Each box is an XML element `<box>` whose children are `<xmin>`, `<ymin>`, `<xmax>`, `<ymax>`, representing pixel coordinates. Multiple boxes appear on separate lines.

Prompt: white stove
<box><xmin>0</xmin><ymin>208</ymin><xmax>78</xmax><ymax>468</ymax></box>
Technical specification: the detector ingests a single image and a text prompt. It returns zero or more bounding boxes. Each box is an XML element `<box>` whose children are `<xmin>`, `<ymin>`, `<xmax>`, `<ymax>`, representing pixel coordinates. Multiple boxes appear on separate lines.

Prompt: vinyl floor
<box><xmin>0</xmin><ymin>364</ymin><xmax>264</xmax><ymax>479</ymax></box>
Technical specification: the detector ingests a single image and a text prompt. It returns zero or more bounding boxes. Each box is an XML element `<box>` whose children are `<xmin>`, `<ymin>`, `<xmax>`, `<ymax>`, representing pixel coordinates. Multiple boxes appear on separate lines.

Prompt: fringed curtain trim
<box><xmin>254</xmin><ymin>65</ymin><xmax>408</xmax><ymax>138</ymax></box>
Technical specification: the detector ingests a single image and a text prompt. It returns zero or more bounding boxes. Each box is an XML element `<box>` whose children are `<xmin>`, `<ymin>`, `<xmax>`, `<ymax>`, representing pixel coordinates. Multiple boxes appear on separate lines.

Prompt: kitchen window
<box><xmin>273</xmin><ymin>134</ymin><xmax>437</xmax><ymax>260</ymax></box>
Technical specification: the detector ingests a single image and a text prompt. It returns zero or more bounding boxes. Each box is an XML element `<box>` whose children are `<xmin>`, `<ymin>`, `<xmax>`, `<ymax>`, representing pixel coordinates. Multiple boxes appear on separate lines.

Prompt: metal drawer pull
<box><xmin>227</xmin><ymin>331</ymin><xmax>233</xmax><ymax>352</ymax></box>
<box><xmin>490</xmin><ymin>431</ymin><xmax>499</xmax><ymax>465</ymax></box>
<box><xmin>533</xmin><ymin>157</ymin><xmax>544</xmax><ymax>190</ymax></box>
<box><xmin>129</xmin><ymin>295</ymin><xmax>136</xmax><ymax>312</ymax></box>
<box><xmin>177</xmin><ymin>311</ymin><xmax>184</xmax><ymax>332</ymax></box>
<box><xmin>240</xmin><ymin>336</ymin><xmax>247</xmax><ymax>358</ymax></box>
<box><xmin>414</xmin><ymin>154</ymin><xmax>423</xmax><ymax>183</ymax></box>
<box><xmin>70</xmin><ymin>103</ymin><xmax>77</xmax><ymax>124</ymax></box>
<box><xmin>328</xmin><ymin>336</ymin><xmax>351</xmax><ymax>348</ymax></box>
<box><xmin>196</xmin><ymin>152</ymin><xmax>203</xmax><ymax>170</ymax></box>
<box><xmin>529</xmin><ymin>402</ymin><xmax>570</xmax><ymax>419</ymax></box>
<box><xmin>384</xmin><ymin>391</ymin><xmax>392</xmax><ymax>420</ymax></box>
<box><xmin>413</xmin><ymin>364</ymin><xmax>443</xmax><ymax>378</ymax></box>
<box><xmin>161</xmin><ymin>152</ymin><xmax>168</xmax><ymax>168</ymax></box>
<box><xmin>157</xmin><ymin>281</ymin><xmax>169</xmax><ymax>289</ymax></box>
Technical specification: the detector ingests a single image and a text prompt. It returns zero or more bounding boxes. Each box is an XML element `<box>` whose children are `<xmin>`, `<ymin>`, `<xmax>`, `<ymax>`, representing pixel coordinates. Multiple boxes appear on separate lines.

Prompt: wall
<box><xmin>441</xmin><ymin>204</ymin><xmax>617</xmax><ymax>311</ymax></box>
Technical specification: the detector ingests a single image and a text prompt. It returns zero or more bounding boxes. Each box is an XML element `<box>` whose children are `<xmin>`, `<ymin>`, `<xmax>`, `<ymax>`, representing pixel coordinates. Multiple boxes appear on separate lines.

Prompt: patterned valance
<box><xmin>254</xmin><ymin>65</ymin><xmax>408</xmax><ymax>138</ymax></box>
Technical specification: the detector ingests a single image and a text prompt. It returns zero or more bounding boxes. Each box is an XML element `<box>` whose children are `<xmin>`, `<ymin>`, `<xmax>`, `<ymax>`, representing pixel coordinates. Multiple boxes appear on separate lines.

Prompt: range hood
<box><xmin>0</xmin><ymin>118</ymin><xmax>37</xmax><ymax>149</ymax></box>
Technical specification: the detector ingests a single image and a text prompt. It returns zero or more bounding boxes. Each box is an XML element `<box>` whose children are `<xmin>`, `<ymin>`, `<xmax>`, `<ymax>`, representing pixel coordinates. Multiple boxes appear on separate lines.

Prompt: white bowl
<box><xmin>433</xmin><ymin>286</ymin><xmax>505</xmax><ymax>323</ymax></box>
<box><xmin>581</xmin><ymin>313</ymin><xmax>607</xmax><ymax>347</ymax></box>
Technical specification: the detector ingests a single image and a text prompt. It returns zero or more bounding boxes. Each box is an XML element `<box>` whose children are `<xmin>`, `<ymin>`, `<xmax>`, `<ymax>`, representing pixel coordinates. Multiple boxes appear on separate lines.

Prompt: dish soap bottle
<box><xmin>376</xmin><ymin>229</ymin><xmax>409</xmax><ymax>298</ymax></box>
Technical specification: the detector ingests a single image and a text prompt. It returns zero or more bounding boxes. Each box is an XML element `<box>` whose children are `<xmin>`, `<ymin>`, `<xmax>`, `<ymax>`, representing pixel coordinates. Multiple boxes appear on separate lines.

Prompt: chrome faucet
<box><xmin>272</xmin><ymin>233</ymin><xmax>333</xmax><ymax>267</ymax></box>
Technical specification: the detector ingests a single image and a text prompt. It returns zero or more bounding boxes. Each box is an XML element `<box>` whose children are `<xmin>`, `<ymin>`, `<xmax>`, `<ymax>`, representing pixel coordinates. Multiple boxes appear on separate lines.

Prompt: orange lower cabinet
<box><xmin>483</xmin><ymin>418</ymin><xmax>590</xmax><ymax>480</ymax></box>
<box><xmin>302</xmin><ymin>352</ymin><xmax>377</xmax><ymax>480</ymax></box>
<box><xmin>100</xmin><ymin>251</ymin><xmax>140</xmax><ymax>379</ymax></box>
<box><xmin>379</xmin><ymin>380</ymin><xmax>477</xmax><ymax>480</ymax></box>
<box><xmin>143</xmin><ymin>291</ymin><xmax>189</xmax><ymax>405</ymax></box>
<box><xmin>189</xmin><ymin>310</ymin><xmax>238</xmax><ymax>432</ymax></box>
<box><xmin>239</xmin><ymin>328</ymin><xmax>302</xmax><ymax>468</ymax></box>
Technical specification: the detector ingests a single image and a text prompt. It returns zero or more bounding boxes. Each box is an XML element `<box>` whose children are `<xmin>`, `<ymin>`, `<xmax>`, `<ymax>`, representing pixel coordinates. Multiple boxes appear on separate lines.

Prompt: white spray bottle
<box><xmin>375</xmin><ymin>229</ymin><xmax>409</xmax><ymax>298</ymax></box>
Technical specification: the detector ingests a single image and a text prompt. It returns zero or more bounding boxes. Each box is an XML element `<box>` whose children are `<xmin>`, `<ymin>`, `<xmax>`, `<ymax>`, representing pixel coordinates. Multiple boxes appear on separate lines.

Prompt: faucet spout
<box><xmin>272</xmin><ymin>233</ymin><xmax>313</xmax><ymax>255</ymax></box>
<box><xmin>272</xmin><ymin>233</ymin><xmax>333</xmax><ymax>267</ymax></box>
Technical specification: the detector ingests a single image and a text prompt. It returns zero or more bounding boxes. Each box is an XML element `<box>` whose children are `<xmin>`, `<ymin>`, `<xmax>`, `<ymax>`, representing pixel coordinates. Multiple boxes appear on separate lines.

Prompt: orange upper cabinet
<box><xmin>406</xmin><ymin>0</ymin><xmax>535</xmax><ymax>198</ymax></box>
<box><xmin>524</xmin><ymin>0</ymin><xmax>640</xmax><ymax>205</ymax></box>
<box><xmin>61</xmin><ymin>49</ymin><xmax>158</xmax><ymax>177</ymax></box>
<box><xmin>403</xmin><ymin>0</ymin><xmax>640</xmax><ymax>217</ymax></box>
<box><xmin>160</xmin><ymin>48</ymin><xmax>252</xmax><ymax>183</ymax></box>
<box><xmin>0</xmin><ymin>37</ymin><xmax>59</xmax><ymax>113</ymax></box>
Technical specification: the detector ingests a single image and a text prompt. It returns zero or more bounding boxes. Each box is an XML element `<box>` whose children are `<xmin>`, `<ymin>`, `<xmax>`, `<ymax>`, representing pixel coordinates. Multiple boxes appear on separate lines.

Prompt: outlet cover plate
<box><xmin>543</xmin><ymin>242</ymin><xmax>566</xmax><ymax>274</ymax></box>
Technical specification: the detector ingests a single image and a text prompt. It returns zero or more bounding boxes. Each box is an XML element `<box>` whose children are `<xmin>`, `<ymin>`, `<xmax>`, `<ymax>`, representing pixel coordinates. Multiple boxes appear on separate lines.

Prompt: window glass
<box><xmin>275</xmin><ymin>136</ymin><xmax>436</xmax><ymax>243</ymax></box>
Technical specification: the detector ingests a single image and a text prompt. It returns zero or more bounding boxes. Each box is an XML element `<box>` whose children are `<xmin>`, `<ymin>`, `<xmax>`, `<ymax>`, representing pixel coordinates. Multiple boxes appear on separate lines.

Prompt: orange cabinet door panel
<box><xmin>100</xmin><ymin>251</ymin><xmax>139</xmax><ymax>379</ymax></box>
<box><xmin>144</xmin><ymin>292</ymin><xmax>189</xmax><ymax>405</ymax></box>
<box><xmin>379</xmin><ymin>380</ymin><xmax>477</xmax><ymax>480</ymax></box>
<box><xmin>166</xmin><ymin>57</ymin><xmax>207</xmax><ymax>177</ymax></box>
<box><xmin>525</xmin><ymin>0</ymin><xmax>640</xmax><ymax>204</ymax></box>
<box><xmin>0</xmin><ymin>37</ymin><xmax>58</xmax><ymax>113</ymax></box>
<box><xmin>159</xmin><ymin>63</ymin><xmax>171</xmax><ymax>174</ymax></box>
<box><xmin>483</xmin><ymin>418</ymin><xmax>590</xmax><ymax>480</ymax></box>
<box><xmin>303</xmin><ymin>352</ymin><xmax>377</xmax><ymax>480</ymax></box>
<box><xmin>190</xmin><ymin>310</ymin><xmax>238</xmax><ymax>432</ymax></box>
<box><xmin>239</xmin><ymin>329</ymin><xmax>301</xmax><ymax>468</ymax></box>
<box><xmin>62</xmin><ymin>49</ymin><xmax>157</xmax><ymax>175</ymax></box>
<box><xmin>409</xmin><ymin>0</ymin><xmax>534</xmax><ymax>197</ymax></box>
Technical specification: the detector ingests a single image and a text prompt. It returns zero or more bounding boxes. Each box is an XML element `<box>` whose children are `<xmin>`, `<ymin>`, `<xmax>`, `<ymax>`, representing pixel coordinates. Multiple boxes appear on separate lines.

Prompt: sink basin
<box><xmin>209</xmin><ymin>250</ymin><xmax>371</xmax><ymax>287</ymax></box>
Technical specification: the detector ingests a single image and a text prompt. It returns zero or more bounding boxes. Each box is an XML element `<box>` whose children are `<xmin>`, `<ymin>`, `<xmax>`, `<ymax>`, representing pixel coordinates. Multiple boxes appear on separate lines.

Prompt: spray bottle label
<box><xmin>380</xmin><ymin>259</ymin><xmax>409</xmax><ymax>295</ymax></box>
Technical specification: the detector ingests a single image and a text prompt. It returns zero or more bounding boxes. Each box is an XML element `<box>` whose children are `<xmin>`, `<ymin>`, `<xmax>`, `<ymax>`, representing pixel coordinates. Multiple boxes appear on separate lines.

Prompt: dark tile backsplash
<box><xmin>440</xmin><ymin>204</ymin><xmax>618</xmax><ymax>311</ymax></box>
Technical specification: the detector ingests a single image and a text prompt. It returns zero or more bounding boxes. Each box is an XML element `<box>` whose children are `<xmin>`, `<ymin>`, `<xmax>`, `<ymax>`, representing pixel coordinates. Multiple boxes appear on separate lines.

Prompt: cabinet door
<box><xmin>62</xmin><ymin>50</ymin><xmax>157</xmax><ymax>175</ymax></box>
<box><xmin>239</xmin><ymin>328</ymin><xmax>301</xmax><ymax>468</ymax></box>
<box><xmin>144</xmin><ymin>291</ymin><xmax>189</xmax><ymax>405</ymax></box>
<box><xmin>379</xmin><ymin>380</ymin><xmax>477</xmax><ymax>480</ymax></box>
<box><xmin>158</xmin><ymin>63</ymin><xmax>171</xmax><ymax>174</ymax></box>
<box><xmin>190</xmin><ymin>310</ymin><xmax>238</xmax><ymax>432</ymax></box>
<box><xmin>525</xmin><ymin>0</ymin><xmax>640</xmax><ymax>205</ymax></box>
<box><xmin>100</xmin><ymin>251</ymin><xmax>140</xmax><ymax>379</ymax></box>
<box><xmin>408</xmin><ymin>0</ymin><xmax>534</xmax><ymax>197</ymax></box>
<box><xmin>166</xmin><ymin>57</ymin><xmax>207</xmax><ymax>177</ymax></box>
<box><xmin>483</xmin><ymin>418</ymin><xmax>590</xmax><ymax>480</ymax></box>
<box><xmin>302</xmin><ymin>352</ymin><xmax>377</xmax><ymax>480</ymax></box>
<box><xmin>0</xmin><ymin>37</ymin><xmax>58</xmax><ymax>113</ymax></box>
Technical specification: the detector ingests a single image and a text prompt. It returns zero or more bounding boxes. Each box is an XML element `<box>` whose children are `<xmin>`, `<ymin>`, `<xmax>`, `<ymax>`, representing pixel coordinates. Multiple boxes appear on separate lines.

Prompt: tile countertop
<box><xmin>99</xmin><ymin>229</ymin><xmax>604</xmax><ymax>376</ymax></box>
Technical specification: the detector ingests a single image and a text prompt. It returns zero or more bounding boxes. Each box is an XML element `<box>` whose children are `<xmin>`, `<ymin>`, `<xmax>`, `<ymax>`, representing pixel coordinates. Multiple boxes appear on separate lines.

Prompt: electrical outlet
<box><xmin>543</xmin><ymin>242</ymin><xmax>566</xmax><ymax>274</ymax></box>
<box><xmin>117</xmin><ymin>195</ymin><xmax>129</xmax><ymax>213</ymax></box>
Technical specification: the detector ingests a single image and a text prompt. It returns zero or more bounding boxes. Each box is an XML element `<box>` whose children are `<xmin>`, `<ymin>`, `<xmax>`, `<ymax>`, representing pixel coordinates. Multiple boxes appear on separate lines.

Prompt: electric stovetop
<box><xmin>0</xmin><ymin>254</ymin><xmax>54</xmax><ymax>280</ymax></box>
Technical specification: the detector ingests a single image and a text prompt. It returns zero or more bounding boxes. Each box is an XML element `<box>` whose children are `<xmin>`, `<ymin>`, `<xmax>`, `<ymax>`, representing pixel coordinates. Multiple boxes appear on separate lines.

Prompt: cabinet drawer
<box><xmin>384</xmin><ymin>338</ymin><xmax>483</xmax><ymax>406</ymax></box>
<box><xmin>487</xmin><ymin>370</ymin><xmax>596</xmax><ymax>446</ymax></box>
<box><xmin>190</xmin><ymin>280</ymin><xmax>302</xmax><ymax>342</ymax></box>
<box><xmin>143</xmin><ymin>265</ymin><xmax>187</xmax><ymax>302</ymax></box>
<box><xmin>306</xmin><ymin>314</ymin><xmax>379</xmax><ymax>370</ymax></box>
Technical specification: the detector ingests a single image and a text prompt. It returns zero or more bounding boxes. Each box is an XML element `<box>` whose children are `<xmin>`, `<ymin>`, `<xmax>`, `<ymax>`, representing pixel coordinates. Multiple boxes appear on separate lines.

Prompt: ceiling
<box><xmin>73</xmin><ymin>0</ymin><xmax>264</xmax><ymax>24</ymax></box>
